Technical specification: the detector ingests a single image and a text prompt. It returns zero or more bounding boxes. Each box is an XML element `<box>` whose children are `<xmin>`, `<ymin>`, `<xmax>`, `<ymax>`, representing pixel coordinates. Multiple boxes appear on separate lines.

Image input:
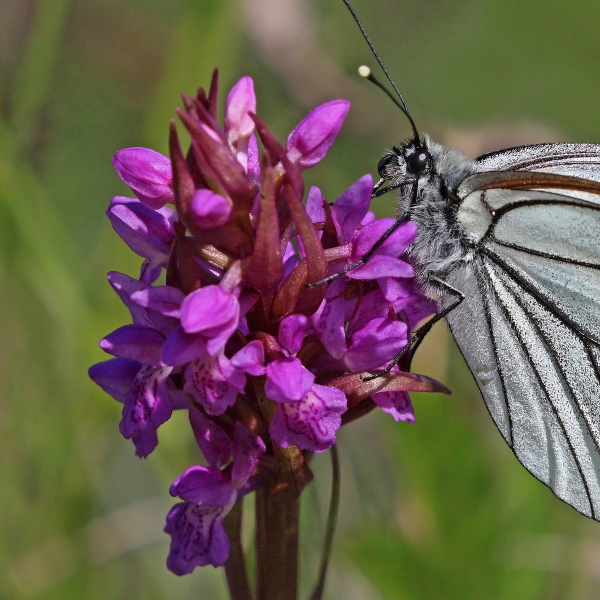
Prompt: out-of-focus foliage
<box><xmin>2</xmin><ymin>0</ymin><xmax>600</xmax><ymax>598</ymax></box>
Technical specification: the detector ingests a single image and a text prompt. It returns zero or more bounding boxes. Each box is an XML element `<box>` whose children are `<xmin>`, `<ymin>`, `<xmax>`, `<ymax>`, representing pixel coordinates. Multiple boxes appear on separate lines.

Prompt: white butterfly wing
<box><xmin>445</xmin><ymin>157</ymin><xmax>600</xmax><ymax>519</ymax></box>
<box><xmin>475</xmin><ymin>142</ymin><xmax>600</xmax><ymax>182</ymax></box>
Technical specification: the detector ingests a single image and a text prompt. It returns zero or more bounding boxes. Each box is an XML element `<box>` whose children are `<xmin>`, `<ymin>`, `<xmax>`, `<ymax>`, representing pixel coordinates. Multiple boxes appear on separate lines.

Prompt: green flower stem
<box><xmin>309</xmin><ymin>445</ymin><xmax>340</xmax><ymax>600</ymax></box>
<box><xmin>255</xmin><ymin>485</ymin><xmax>300</xmax><ymax>600</ymax></box>
<box><xmin>223</xmin><ymin>500</ymin><xmax>253</xmax><ymax>600</ymax></box>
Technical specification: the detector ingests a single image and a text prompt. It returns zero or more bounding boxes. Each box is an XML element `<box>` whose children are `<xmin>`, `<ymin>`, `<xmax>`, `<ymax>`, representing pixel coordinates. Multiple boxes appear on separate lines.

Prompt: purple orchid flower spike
<box><xmin>92</xmin><ymin>71</ymin><xmax>449</xmax><ymax>584</ymax></box>
<box><xmin>112</xmin><ymin>147</ymin><xmax>174</xmax><ymax>209</ymax></box>
<box><xmin>286</xmin><ymin>99</ymin><xmax>350</xmax><ymax>170</ymax></box>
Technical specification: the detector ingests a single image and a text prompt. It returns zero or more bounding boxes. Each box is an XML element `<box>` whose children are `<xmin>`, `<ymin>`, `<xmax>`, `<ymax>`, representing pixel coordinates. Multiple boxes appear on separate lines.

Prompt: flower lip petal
<box><xmin>269</xmin><ymin>383</ymin><xmax>346</xmax><ymax>452</ymax></box>
<box><xmin>119</xmin><ymin>365</ymin><xmax>173</xmax><ymax>452</ymax></box>
<box><xmin>286</xmin><ymin>99</ymin><xmax>350</xmax><ymax>170</ymax></box>
<box><xmin>165</xmin><ymin>502</ymin><xmax>231</xmax><ymax>573</ymax></box>
<box><xmin>265</xmin><ymin>357</ymin><xmax>315</xmax><ymax>403</ymax></box>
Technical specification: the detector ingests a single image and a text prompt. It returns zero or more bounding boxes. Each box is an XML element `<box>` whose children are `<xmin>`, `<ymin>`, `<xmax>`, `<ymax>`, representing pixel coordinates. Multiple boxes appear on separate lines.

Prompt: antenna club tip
<box><xmin>358</xmin><ymin>65</ymin><xmax>371</xmax><ymax>78</ymax></box>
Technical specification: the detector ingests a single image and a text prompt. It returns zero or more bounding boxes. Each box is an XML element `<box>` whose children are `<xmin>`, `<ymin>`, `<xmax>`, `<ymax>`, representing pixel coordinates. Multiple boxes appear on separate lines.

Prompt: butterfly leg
<box><xmin>362</xmin><ymin>276</ymin><xmax>464</xmax><ymax>380</ymax></box>
<box><xmin>307</xmin><ymin>179</ymin><xmax>417</xmax><ymax>288</ymax></box>
<box><xmin>306</xmin><ymin>210</ymin><xmax>411</xmax><ymax>287</ymax></box>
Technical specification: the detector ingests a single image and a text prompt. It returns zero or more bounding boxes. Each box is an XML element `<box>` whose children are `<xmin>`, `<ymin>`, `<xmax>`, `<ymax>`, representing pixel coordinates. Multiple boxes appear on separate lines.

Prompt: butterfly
<box><xmin>341</xmin><ymin>0</ymin><xmax>600</xmax><ymax>520</ymax></box>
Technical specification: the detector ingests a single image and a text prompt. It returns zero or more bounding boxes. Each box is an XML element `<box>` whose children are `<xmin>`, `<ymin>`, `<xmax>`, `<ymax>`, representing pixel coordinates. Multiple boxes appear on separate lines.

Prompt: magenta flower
<box><xmin>165</xmin><ymin>420</ymin><xmax>265</xmax><ymax>573</ymax></box>
<box><xmin>90</xmin><ymin>71</ymin><xmax>448</xmax><ymax>577</ymax></box>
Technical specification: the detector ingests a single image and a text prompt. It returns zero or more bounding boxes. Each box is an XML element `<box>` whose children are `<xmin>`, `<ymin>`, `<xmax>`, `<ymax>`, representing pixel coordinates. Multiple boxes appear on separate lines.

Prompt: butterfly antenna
<box><xmin>341</xmin><ymin>0</ymin><xmax>420</xmax><ymax>143</ymax></box>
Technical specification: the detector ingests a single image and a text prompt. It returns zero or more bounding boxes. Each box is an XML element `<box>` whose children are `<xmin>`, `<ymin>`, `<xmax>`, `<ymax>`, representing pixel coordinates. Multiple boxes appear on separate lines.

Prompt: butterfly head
<box><xmin>378</xmin><ymin>140</ymin><xmax>432</xmax><ymax>184</ymax></box>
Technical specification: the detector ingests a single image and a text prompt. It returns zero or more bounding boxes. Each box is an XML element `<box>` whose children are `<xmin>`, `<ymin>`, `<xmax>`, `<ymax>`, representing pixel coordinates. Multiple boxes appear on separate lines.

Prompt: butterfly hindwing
<box><xmin>447</xmin><ymin>152</ymin><xmax>600</xmax><ymax>519</ymax></box>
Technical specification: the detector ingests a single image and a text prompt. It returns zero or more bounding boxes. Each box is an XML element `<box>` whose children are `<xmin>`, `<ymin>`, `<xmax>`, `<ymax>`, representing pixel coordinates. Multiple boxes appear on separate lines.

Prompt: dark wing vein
<box><xmin>490</xmin><ymin>240</ymin><xmax>600</xmax><ymax>271</ymax></box>
<box><xmin>480</xmin><ymin>247</ymin><xmax>600</xmax><ymax>345</ymax></box>
<box><xmin>482</xmin><ymin>259</ymin><xmax>597</xmax><ymax>517</ymax></box>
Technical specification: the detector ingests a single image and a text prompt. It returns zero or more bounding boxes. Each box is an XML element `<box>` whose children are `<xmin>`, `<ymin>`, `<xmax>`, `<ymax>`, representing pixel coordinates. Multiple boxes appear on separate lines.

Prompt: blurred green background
<box><xmin>3</xmin><ymin>0</ymin><xmax>600</xmax><ymax>598</ymax></box>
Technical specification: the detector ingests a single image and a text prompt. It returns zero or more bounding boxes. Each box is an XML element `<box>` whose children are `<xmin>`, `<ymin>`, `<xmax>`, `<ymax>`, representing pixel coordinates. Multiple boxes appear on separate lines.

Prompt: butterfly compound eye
<box><xmin>406</xmin><ymin>148</ymin><xmax>430</xmax><ymax>175</ymax></box>
<box><xmin>377</xmin><ymin>153</ymin><xmax>398</xmax><ymax>179</ymax></box>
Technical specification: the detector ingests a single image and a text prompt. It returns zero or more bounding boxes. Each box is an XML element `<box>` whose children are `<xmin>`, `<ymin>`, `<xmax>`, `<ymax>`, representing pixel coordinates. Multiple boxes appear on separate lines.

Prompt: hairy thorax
<box><xmin>401</xmin><ymin>139</ymin><xmax>479</xmax><ymax>284</ymax></box>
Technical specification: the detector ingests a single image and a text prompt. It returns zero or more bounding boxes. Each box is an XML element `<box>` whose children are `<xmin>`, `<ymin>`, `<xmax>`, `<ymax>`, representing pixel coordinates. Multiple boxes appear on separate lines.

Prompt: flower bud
<box><xmin>112</xmin><ymin>147</ymin><xmax>174</xmax><ymax>208</ymax></box>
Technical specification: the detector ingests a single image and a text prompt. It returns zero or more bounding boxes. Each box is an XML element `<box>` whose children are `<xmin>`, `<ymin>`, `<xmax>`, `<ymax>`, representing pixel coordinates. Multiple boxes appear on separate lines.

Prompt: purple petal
<box><xmin>165</xmin><ymin>502</ymin><xmax>231</xmax><ymax>573</ymax></box>
<box><xmin>351</xmin><ymin>218</ymin><xmax>418</xmax><ymax>260</ymax></box>
<box><xmin>305</xmin><ymin>186</ymin><xmax>325</xmax><ymax>224</ymax></box>
<box><xmin>283</xmin><ymin>241</ymin><xmax>299</xmax><ymax>278</ymax></box>
<box><xmin>119</xmin><ymin>365</ymin><xmax>174</xmax><ymax>448</ymax></box>
<box><xmin>107</xmin><ymin>272</ymin><xmax>177</xmax><ymax>336</ymax></box>
<box><xmin>265</xmin><ymin>357</ymin><xmax>315</xmax><ymax>403</ymax></box>
<box><xmin>88</xmin><ymin>358</ymin><xmax>141</xmax><ymax>402</ymax></box>
<box><xmin>269</xmin><ymin>384</ymin><xmax>346</xmax><ymax>452</ymax></box>
<box><xmin>347</xmin><ymin>254</ymin><xmax>414</xmax><ymax>280</ymax></box>
<box><xmin>379</xmin><ymin>278</ymin><xmax>437</xmax><ymax>326</ymax></box>
<box><xmin>112</xmin><ymin>148</ymin><xmax>173</xmax><ymax>209</ymax></box>
<box><xmin>100</xmin><ymin>324</ymin><xmax>165</xmax><ymax>367</ymax></box>
<box><xmin>131</xmin><ymin>428</ymin><xmax>159</xmax><ymax>458</ymax></box>
<box><xmin>130</xmin><ymin>285</ymin><xmax>185</xmax><ymax>318</ymax></box>
<box><xmin>310</xmin><ymin>278</ymin><xmax>348</xmax><ymax>359</ymax></box>
<box><xmin>286</xmin><ymin>99</ymin><xmax>350</xmax><ymax>170</ymax></box>
<box><xmin>185</xmin><ymin>355</ymin><xmax>246</xmax><ymax>415</ymax></box>
<box><xmin>107</xmin><ymin>271</ymin><xmax>150</xmax><ymax>323</ymax></box>
<box><xmin>189</xmin><ymin>410</ymin><xmax>232</xmax><ymax>469</ymax></box>
<box><xmin>230</xmin><ymin>340</ymin><xmax>265</xmax><ymax>376</ymax></box>
<box><xmin>231</xmin><ymin>423</ymin><xmax>266</xmax><ymax>488</ymax></box>
<box><xmin>348</xmin><ymin>289</ymin><xmax>391</xmax><ymax>333</ymax></box>
<box><xmin>331</xmin><ymin>175</ymin><xmax>372</xmax><ymax>244</ymax></box>
<box><xmin>180</xmin><ymin>286</ymin><xmax>240</xmax><ymax>354</ymax></box>
<box><xmin>189</xmin><ymin>189</ymin><xmax>233</xmax><ymax>229</ymax></box>
<box><xmin>162</xmin><ymin>326</ymin><xmax>208</xmax><ymax>366</ymax></box>
<box><xmin>345</xmin><ymin>318</ymin><xmax>408</xmax><ymax>372</ymax></box>
<box><xmin>170</xmin><ymin>465</ymin><xmax>235</xmax><ymax>506</ymax></box>
<box><xmin>247</xmin><ymin>133</ymin><xmax>260</xmax><ymax>183</ymax></box>
<box><xmin>278</xmin><ymin>314</ymin><xmax>308</xmax><ymax>355</ymax></box>
<box><xmin>225</xmin><ymin>76</ymin><xmax>256</xmax><ymax>142</ymax></box>
<box><xmin>372</xmin><ymin>389</ymin><xmax>415</xmax><ymax>423</ymax></box>
<box><xmin>107</xmin><ymin>196</ymin><xmax>175</xmax><ymax>260</ymax></box>
<box><xmin>139</xmin><ymin>257</ymin><xmax>164</xmax><ymax>285</ymax></box>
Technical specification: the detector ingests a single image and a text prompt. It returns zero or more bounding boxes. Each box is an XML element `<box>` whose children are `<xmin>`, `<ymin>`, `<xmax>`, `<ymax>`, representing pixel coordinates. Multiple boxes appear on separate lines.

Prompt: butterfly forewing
<box><xmin>475</xmin><ymin>143</ymin><xmax>600</xmax><ymax>181</ymax></box>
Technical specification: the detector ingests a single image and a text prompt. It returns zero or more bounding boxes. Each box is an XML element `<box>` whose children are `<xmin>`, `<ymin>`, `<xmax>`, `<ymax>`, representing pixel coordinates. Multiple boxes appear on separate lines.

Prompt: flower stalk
<box><xmin>255</xmin><ymin>486</ymin><xmax>300</xmax><ymax>600</ymax></box>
